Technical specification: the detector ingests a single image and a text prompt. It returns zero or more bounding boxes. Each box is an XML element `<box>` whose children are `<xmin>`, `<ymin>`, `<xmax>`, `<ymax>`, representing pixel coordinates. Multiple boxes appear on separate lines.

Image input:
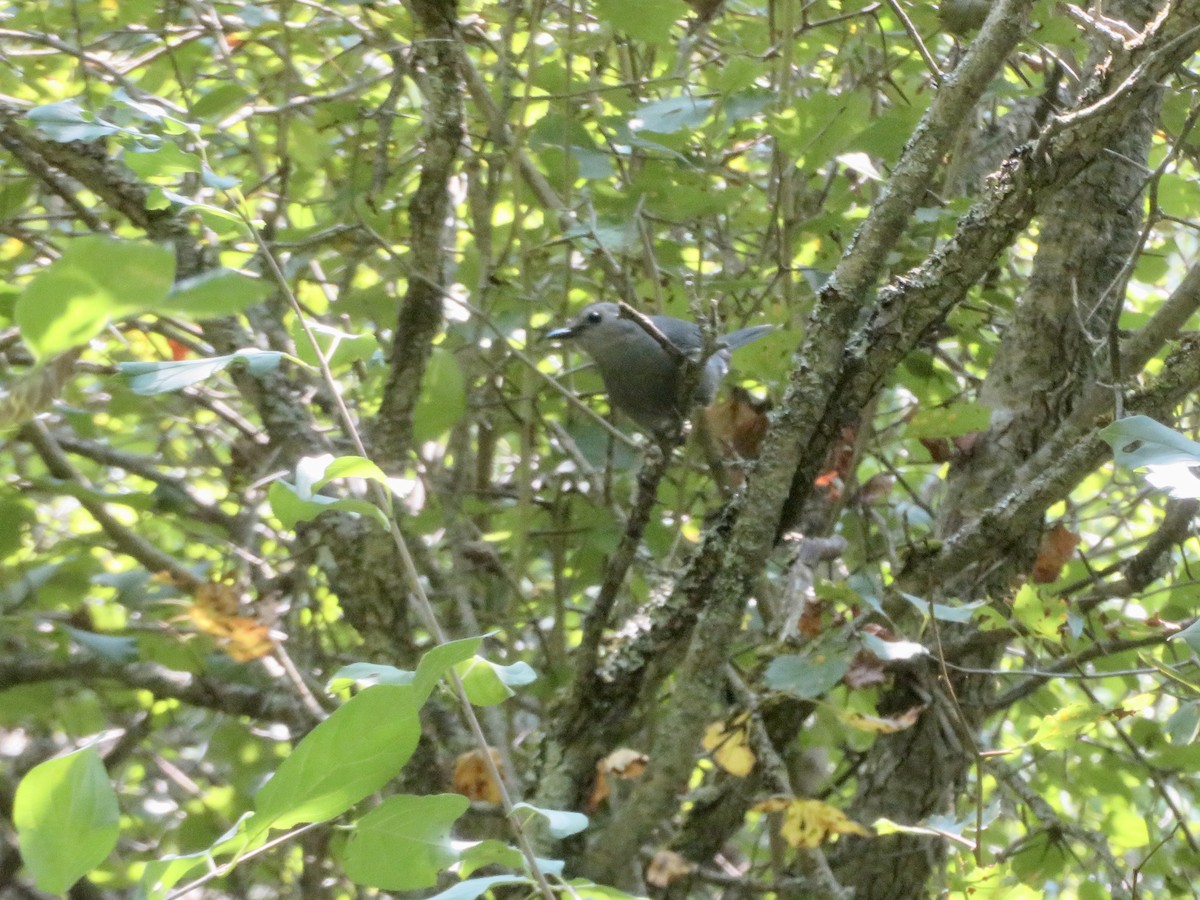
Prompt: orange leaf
<box><xmin>221</xmin><ymin>616</ymin><xmax>273</xmax><ymax>661</ymax></box>
<box><xmin>1031</xmin><ymin>524</ymin><xmax>1081</xmax><ymax>584</ymax></box>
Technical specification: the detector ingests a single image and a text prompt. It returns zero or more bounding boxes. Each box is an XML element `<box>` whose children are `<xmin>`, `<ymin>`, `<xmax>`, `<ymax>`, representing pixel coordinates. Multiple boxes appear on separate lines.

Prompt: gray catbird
<box><xmin>547</xmin><ymin>302</ymin><xmax>774</xmax><ymax>435</ymax></box>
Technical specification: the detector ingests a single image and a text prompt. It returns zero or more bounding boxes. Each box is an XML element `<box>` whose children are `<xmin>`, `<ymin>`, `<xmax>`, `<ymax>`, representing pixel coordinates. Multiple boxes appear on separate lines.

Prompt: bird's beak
<box><xmin>544</xmin><ymin>324</ymin><xmax>578</xmax><ymax>341</ymax></box>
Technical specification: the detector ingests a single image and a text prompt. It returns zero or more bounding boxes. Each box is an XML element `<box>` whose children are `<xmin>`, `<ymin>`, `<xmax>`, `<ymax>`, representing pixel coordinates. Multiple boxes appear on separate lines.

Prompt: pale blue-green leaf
<box><xmin>630</xmin><ymin>96</ymin><xmax>714</xmax><ymax>134</ymax></box>
<box><xmin>1102</xmin><ymin>416</ymin><xmax>1200</xmax><ymax>498</ymax></box>
<box><xmin>764</xmin><ymin>651</ymin><xmax>850</xmax><ymax>699</ymax></box>
<box><xmin>202</xmin><ymin>168</ymin><xmax>241</xmax><ymax>190</ymax></box>
<box><xmin>1173</xmin><ymin>618</ymin><xmax>1200</xmax><ymax>654</ymax></box>
<box><xmin>426</xmin><ymin>875</ymin><xmax>533</xmax><ymax>900</ymax></box>
<box><xmin>1166</xmin><ymin>701</ymin><xmax>1200</xmax><ymax>745</ymax></box>
<box><xmin>60</xmin><ymin>624</ymin><xmax>137</xmax><ymax>662</ymax></box>
<box><xmin>862</xmin><ymin>632</ymin><xmax>928</xmax><ymax>661</ymax></box>
<box><xmin>117</xmin><ymin>349</ymin><xmax>283</xmax><ymax>395</ymax></box>
<box><xmin>27</xmin><ymin>100</ymin><xmax>120</xmax><ymax>142</ymax></box>
<box><xmin>512</xmin><ymin>802</ymin><xmax>589</xmax><ymax>838</ymax></box>
<box><xmin>898</xmin><ymin>592</ymin><xmax>984</xmax><ymax>624</ymax></box>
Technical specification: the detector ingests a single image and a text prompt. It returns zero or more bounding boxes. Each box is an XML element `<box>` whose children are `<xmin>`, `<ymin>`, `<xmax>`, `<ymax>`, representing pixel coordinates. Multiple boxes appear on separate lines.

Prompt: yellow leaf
<box><xmin>780</xmin><ymin>799</ymin><xmax>871</xmax><ymax>848</ymax></box>
<box><xmin>840</xmin><ymin>706</ymin><xmax>924</xmax><ymax>733</ymax></box>
<box><xmin>702</xmin><ymin>715</ymin><xmax>755</xmax><ymax>777</ymax></box>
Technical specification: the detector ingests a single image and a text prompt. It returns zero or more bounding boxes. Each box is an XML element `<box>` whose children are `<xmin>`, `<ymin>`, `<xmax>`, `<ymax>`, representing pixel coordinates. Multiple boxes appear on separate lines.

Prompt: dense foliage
<box><xmin>3</xmin><ymin>0</ymin><xmax>1200</xmax><ymax>898</ymax></box>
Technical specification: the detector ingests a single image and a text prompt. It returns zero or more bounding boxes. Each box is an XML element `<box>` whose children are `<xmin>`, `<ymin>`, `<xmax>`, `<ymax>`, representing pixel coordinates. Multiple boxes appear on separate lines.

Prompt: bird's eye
<box><xmin>586</xmin><ymin>310</ymin><xmax>603</xmax><ymax>324</ymax></box>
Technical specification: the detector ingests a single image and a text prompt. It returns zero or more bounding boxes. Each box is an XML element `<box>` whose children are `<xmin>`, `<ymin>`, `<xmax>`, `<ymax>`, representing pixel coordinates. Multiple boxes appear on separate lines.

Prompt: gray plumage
<box><xmin>547</xmin><ymin>301</ymin><xmax>774</xmax><ymax>435</ymax></box>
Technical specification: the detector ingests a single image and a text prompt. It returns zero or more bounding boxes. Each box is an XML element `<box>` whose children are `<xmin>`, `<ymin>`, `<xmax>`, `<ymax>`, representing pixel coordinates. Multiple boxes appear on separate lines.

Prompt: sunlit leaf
<box><xmin>13</xmin><ymin>747</ymin><xmax>120</xmax><ymax>894</ymax></box>
<box><xmin>340</xmin><ymin>794</ymin><xmax>469</xmax><ymax>889</ymax></box>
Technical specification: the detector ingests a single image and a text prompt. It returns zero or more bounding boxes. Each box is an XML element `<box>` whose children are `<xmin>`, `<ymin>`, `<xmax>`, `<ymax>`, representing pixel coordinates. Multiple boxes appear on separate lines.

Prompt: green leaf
<box><xmin>327</xmin><ymin>662</ymin><xmax>415</xmax><ymax>691</ymax></box>
<box><xmin>456</xmin><ymin>658</ymin><xmax>537</xmax><ymax>706</ymax></box>
<box><xmin>563</xmin><ymin>879</ymin><xmax>649</xmax><ymax>898</ymax></box>
<box><xmin>457</xmin><ymin>839</ymin><xmax>526</xmax><ymax>877</ymax></box>
<box><xmin>1025</xmin><ymin>702</ymin><xmax>1104</xmax><ymax>750</ymax></box>
<box><xmin>117</xmin><ymin>348</ymin><xmax>284</xmax><ymax>395</ymax></box>
<box><xmin>905</xmin><ymin>402</ymin><xmax>992</xmax><ymax>439</ymax></box>
<box><xmin>16</xmin><ymin>236</ymin><xmax>175</xmax><ymax>358</ymax></box>
<box><xmin>319</xmin><ymin>456</ymin><xmax>391</xmax><ymax>488</ymax></box>
<box><xmin>140</xmin><ymin>812</ymin><xmax>263</xmax><ymax>900</ymax></box>
<box><xmin>190</xmin><ymin>84</ymin><xmax>252</xmax><ymax>120</ymax></box>
<box><xmin>413</xmin><ymin>635</ymin><xmax>487</xmax><ymax>703</ymax></box>
<box><xmin>340</xmin><ymin>793</ymin><xmax>469</xmax><ymax>889</ymax></box>
<box><xmin>593</xmin><ymin>0</ymin><xmax>687</xmax><ymax>43</ymax></box>
<box><xmin>413</xmin><ymin>347</ymin><xmax>467</xmax><ymax>443</ymax></box>
<box><xmin>327</xmin><ymin>636</ymin><xmax>485</xmax><ymax>701</ymax></box>
<box><xmin>763</xmin><ymin>651</ymin><xmax>850</xmax><ymax>699</ymax></box>
<box><xmin>511</xmin><ymin>802</ymin><xmax>588</xmax><ymax>838</ymax></box>
<box><xmin>268</xmin><ymin>454</ymin><xmax>390</xmax><ymax>530</ymax></box>
<box><xmin>166</xmin><ymin>268</ymin><xmax>273</xmax><ymax>317</ymax></box>
<box><xmin>123</xmin><ymin>143</ymin><xmax>202</xmax><ymax>178</ymax></box>
<box><xmin>13</xmin><ymin>746</ymin><xmax>120</xmax><ymax>895</ymax></box>
<box><xmin>456</xmin><ymin>657</ymin><xmax>515</xmax><ymax>706</ymax></box>
<box><xmin>254</xmin><ymin>684</ymin><xmax>421</xmax><ymax>831</ymax></box>
<box><xmin>290</xmin><ymin>319</ymin><xmax>380</xmax><ymax>370</ymax></box>
<box><xmin>1010</xmin><ymin>583</ymin><xmax>1063</xmax><ymax>642</ymax></box>
<box><xmin>1101</xmin><ymin>415</ymin><xmax>1200</xmax><ymax>499</ymax></box>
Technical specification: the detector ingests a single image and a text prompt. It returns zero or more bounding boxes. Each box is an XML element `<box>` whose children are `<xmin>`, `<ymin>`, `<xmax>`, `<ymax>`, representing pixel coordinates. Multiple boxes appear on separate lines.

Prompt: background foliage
<box><xmin>3</xmin><ymin>0</ymin><xmax>1200</xmax><ymax>898</ymax></box>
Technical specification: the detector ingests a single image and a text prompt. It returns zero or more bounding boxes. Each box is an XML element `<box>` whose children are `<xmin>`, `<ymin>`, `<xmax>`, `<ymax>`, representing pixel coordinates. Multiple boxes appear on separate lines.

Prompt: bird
<box><xmin>546</xmin><ymin>301</ymin><xmax>774</xmax><ymax>436</ymax></box>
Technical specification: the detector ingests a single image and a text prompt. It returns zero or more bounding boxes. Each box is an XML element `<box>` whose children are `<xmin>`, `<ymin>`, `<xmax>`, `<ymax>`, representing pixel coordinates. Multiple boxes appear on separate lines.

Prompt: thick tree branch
<box><xmin>371</xmin><ymin>0</ymin><xmax>464</xmax><ymax>466</ymax></box>
<box><xmin>0</xmin><ymin>657</ymin><xmax>314</xmax><ymax>728</ymax></box>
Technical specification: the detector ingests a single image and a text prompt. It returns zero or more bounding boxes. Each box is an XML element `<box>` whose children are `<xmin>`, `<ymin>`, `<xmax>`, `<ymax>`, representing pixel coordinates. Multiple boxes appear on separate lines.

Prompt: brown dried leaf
<box><xmin>453</xmin><ymin>748</ymin><xmax>503</xmax><ymax>804</ymax></box>
<box><xmin>843</xmin><ymin>650</ymin><xmax>887</xmax><ymax>690</ymax></box>
<box><xmin>646</xmin><ymin>850</ymin><xmax>695</xmax><ymax>888</ymax></box>
<box><xmin>601</xmin><ymin>748</ymin><xmax>649</xmax><ymax>779</ymax></box>
<box><xmin>704</xmin><ymin>386</ymin><xmax>771</xmax><ymax>460</ymax></box>
<box><xmin>1031</xmin><ymin>523</ymin><xmax>1081</xmax><ymax>584</ymax></box>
